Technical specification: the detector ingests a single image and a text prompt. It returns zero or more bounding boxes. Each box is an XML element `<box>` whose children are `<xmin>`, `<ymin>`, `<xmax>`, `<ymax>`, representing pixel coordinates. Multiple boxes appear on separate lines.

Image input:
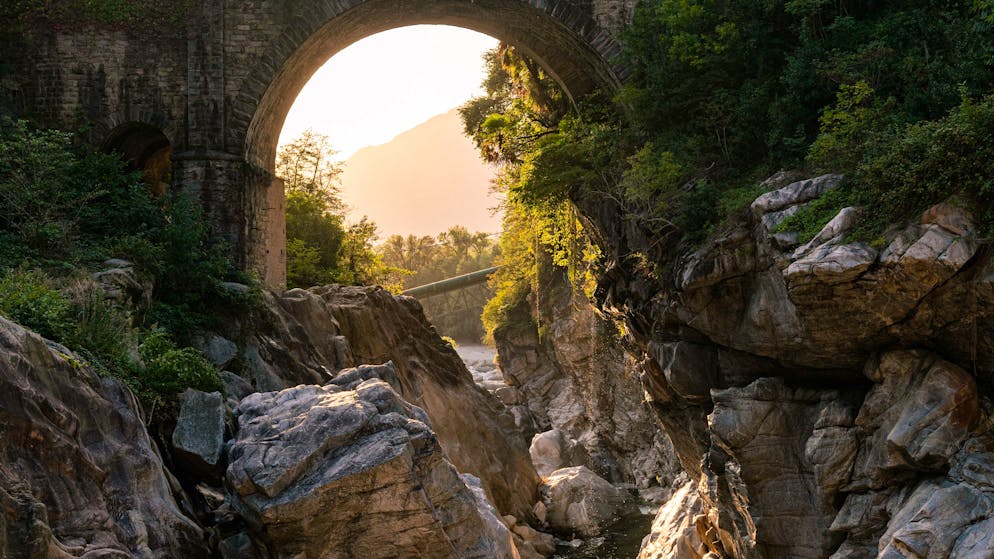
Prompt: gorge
<box><xmin>1</xmin><ymin>1</ymin><xmax>993</xmax><ymax>558</ymax></box>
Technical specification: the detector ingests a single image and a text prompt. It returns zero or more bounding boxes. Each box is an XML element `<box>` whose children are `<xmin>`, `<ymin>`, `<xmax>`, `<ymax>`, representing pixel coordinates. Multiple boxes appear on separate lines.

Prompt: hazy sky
<box><xmin>279</xmin><ymin>25</ymin><xmax>500</xmax><ymax>159</ymax></box>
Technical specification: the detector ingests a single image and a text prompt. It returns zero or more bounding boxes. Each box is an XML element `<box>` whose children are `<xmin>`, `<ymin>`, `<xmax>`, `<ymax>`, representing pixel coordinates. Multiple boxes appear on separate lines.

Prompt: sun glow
<box><xmin>279</xmin><ymin>25</ymin><xmax>499</xmax><ymax>160</ymax></box>
<box><xmin>278</xmin><ymin>25</ymin><xmax>502</xmax><ymax>237</ymax></box>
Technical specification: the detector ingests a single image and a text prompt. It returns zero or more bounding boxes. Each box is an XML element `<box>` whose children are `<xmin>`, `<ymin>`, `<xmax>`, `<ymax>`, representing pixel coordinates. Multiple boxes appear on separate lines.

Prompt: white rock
<box><xmin>531</xmin><ymin>430</ymin><xmax>568</xmax><ymax>477</ymax></box>
<box><xmin>540</xmin><ymin>466</ymin><xmax>627</xmax><ymax>537</ymax></box>
<box><xmin>751</xmin><ymin>174</ymin><xmax>843</xmax><ymax>215</ymax></box>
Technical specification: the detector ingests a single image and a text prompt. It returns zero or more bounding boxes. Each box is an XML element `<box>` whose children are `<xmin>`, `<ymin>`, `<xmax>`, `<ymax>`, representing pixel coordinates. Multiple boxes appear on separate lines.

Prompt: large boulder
<box><xmin>224</xmin><ymin>286</ymin><xmax>540</xmax><ymax>521</ymax></box>
<box><xmin>0</xmin><ymin>316</ymin><xmax>206</xmax><ymax>557</ymax></box>
<box><xmin>540</xmin><ymin>466</ymin><xmax>628</xmax><ymax>537</ymax></box>
<box><xmin>226</xmin><ymin>378</ymin><xmax>516</xmax><ymax>559</ymax></box>
<box><xmin>530</xmin><ymin>429</ymin><xmax>569</xmax><ymax>477</ymax></box>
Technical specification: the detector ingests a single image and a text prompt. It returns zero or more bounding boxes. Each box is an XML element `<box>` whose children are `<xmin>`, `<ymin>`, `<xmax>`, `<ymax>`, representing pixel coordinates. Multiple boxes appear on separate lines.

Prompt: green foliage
<box><xmin>138</xmin><ymin>330</ymin><xmax>222</xmax><ymax>398</ymax></box>
<box><xmin>806</xmin><ymin>81</ymin><xmax>889</xmax><ymax>173</ymax></box>
<box><xmin>0</xmin><ymin>118</ymin><xmax>243</xmax><ymax>405</ymax></box>
<box><xmin>856</xmin><ymin>94</ymin><xmax>994</xmax><ymax>233</ymax></box>
<box><xmin>277</xmin><ymin>131</ymin><xmax>398</xmax><ymax>290</ymax></box>
<box><xmin>65</xmin><ymin>282</ymin><xmax>134</xmax><ymax>366</ymax></box>
<box><xmin>463</xmin><ymin>1</ymin><xmax>994</xmax><ymax>340</ymax></box>
<box><xmin>0</xmin><ymin>268</ymin><xmax>72</xmax><ymax>340</ymax></box>
<box><xmin>440</xmin><ymin>336</ymin><xmax>458</xmax><ymax>350</ymax></box>
<box><xmin>277</xmin><ymin>130</ymin><xmax>345</xmax><ymax>210</ymax></box>
<box><xmin>773</xmin><ymin>185</ymin><xmax>855</xmax><ymax>241</ymax></box>
<box><xmin>465</xmin><ymin>2</ymin><xmax>994</xmax><ymax>261</ymax></box>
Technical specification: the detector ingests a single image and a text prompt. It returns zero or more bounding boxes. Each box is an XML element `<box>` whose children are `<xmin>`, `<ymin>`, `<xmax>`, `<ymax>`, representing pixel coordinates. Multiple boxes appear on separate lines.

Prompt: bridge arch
<box><xmin>223</xmin><ymin>0</ymin><xmax>628</xmax><ymax>285</ymax></box>
<box><xmin>236</xmin><ymin>0</ymin><xmax>627</xmax><ymax>173</ymax></box>
<box><xmin>0</xmin><ymin>0</ymin><xmax>631</xmax><ymax>287</ymax></box>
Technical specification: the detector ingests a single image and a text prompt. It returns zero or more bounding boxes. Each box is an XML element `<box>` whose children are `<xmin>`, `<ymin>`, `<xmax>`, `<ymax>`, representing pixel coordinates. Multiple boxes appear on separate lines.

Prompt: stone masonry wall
<box><xmin>1</xmin><ymin>0</ymin><xmax>635</xmax><ymax>287</ymax></box>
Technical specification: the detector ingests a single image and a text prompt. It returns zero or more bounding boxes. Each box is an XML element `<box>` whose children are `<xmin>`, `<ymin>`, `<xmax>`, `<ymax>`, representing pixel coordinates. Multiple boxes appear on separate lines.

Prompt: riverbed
<box><xmin>455</xmin><ymin>344</ymin><xmax>654</xmax><ymax>559</ymax></box>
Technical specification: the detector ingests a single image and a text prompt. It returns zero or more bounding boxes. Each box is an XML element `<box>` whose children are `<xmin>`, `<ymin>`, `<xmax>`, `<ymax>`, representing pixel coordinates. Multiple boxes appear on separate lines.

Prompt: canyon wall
<box><xmin>493</xmin><ymin>265</ymin><xmax>680</xmax><ymax>503</ymax></box>
<box><xmin>574</xmin><ymin>173</ymin><xmax>994</xmax><ymax>558</ymax></box>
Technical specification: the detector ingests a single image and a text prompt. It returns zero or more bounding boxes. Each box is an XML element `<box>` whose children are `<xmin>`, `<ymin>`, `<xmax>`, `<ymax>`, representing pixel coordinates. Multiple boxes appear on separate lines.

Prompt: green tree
<box><xmin>277</xmin><ymin>130</ymin><xmax>349</xmax><ymax>288</ymax></box>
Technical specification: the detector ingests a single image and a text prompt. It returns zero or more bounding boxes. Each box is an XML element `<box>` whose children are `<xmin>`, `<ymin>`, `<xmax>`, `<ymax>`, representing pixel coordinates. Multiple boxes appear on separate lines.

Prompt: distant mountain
<box><xmin>339</xmin><ymin>108</ymin><xmax>501</xmax><ymax>239</ymax></box>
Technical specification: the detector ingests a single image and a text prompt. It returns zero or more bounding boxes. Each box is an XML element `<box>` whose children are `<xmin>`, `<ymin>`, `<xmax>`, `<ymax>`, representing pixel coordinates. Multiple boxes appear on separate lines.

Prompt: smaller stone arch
<box><xmin>102</xmin><ymin>122</ymin><xmax>173</xmax><ymax>196</ymax></box>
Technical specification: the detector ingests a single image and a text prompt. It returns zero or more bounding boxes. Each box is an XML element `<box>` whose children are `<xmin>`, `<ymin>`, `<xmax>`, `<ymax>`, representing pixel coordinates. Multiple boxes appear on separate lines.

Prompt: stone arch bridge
<box><xmin>0</xmin><ymin>0</ymin><xmax>634</xmax><ymax>285</ymax></box>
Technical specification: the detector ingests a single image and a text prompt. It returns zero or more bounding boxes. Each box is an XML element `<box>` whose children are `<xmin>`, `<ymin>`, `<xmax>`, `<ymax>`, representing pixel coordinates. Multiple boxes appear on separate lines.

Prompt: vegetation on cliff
<box><xmin>463</xmin><ymin>1</ymin><xmax>994</xmax><ymax>338</ymax></box>
<box><xmin>277</xmin><ymin>130</ymin><xmax>405</xmax><ymax>290</ymax></box>
<box><xmin>0</xmin><ymin>117</ymin><xmax>228</xmax><ymax>405</ymax></box>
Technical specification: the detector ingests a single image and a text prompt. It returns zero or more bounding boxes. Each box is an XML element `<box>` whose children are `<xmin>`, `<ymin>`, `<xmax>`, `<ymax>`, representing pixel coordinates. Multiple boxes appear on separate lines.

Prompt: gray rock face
<box><xmin>494</xmin><ymin>273</ymin><xmax>679</xmax><ymax>502</ymax></box>
<box><xmin>540</xmin><ymin>466</ymin><xmax>629</xmax><ymax>537</ymax></box>
<box><xmin>577</xmin><ymin>172</ymin><xmax>994</xmax><ymax>558</ymax></box>
<box><xmin>172</xmin><ymin>389</ymin><xmax>226</xmax><ymax>478</ymax></box>
<box><xmin>92</xmin><ymin>259</ymin><xmax>152</xmax><ymax>309</ymax></box>
<box><xmin>196</xmin><ymin>334</ymin><xmax>239</xmax><ymax>368</ymax></box>
<box><xmin>704</xmin><ymin>378</ymin><xmax>847</xmax><ymax>558</ymax></box>
<box><xmin>530</xmin><ymin>429</ymin><xmax>569</xmax><ymax>477</ymax></box>
<box><xmin>638</xmin><ymin>481</ymin><xmax>711</xmax><ymax>559</ymax></box>
<box><xmin>227</xmin><ymin>379</ymin><xmax>517</xmax><ymax>559</ymax></box>
<box><xmin>0</xmin><ymin>317</ymin><xmax>206</xmax><ymax>558</ymax></box>
<box><xmin>221</xmin><ymin>285</ymin><xmax>540</xmax><ymax>522</ymax></box>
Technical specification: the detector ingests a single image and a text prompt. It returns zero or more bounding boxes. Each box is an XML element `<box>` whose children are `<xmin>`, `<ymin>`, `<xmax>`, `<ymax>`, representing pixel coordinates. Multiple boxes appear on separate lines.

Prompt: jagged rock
<box><xmin>574</xmin><ymin>169</ymin><xmax>994</xmax><ymax>558</ymax></box>
<box><xmin>172</xmin><ymin>389</ymin><xmax>226</xmax><ymax>479</ymax></box>
<box><xmin>326</xmin><ymin>361</ymin><xmax>404</xmax><ymax>394</ymax></box>
<box><xmin>790</xmin><ymin>205</ymin><xmax>860</xmax><ymax>259</ymax></box>
<box><xmin>540</xmin><ymin>466</ymin><xmax>628</xmax><ymax>537</ymax></box>
<box><xmin>850</xmin><ymin>350</ymin><xmax>979</xmax><ymax>490</ymax></box>
<box><xmin>505</xmin><ymin>514</ymin><xmax>556</xmax><ymax>559</ymax></box>
<box><xmin>195</xmin><ymin>334</ymin><xmax>239</xmax><ymax>368</ymax></box>
<box><xmin>0</xmin><ymin>316</ymin><xmax>206</xmax><ymax>557</ymax></box>
<box><xmin>496</xmin><ymin>385</ymin><xmax>524</xmax><ymax>405</ymax></box>
<box><xmin>785</xmin><ymin>240</ymin><xmax>877</xmax><ymax>285</ymax></box>
<box><xmin>461</xmin><ymin>474</ymin><xmax>521</xmax><ymax>559</ymax></box>
<box><xmin>879</xmin><ymin>481</ymin><xmax>993</xmax><ymax>558</ymax></box>
<box><xmin>227</xmin><ymin>379</ymin><xmax>515</xmax><ymax>559</ymax></box>
<box><xmin>705</xmin><ymin>377</ymin><xmax>848</xmax><ymax>558</ymax></box>
<box><xmin>648</xmin><ymin>341</ymin><xmax>718</xmax><ymax>402</ymax></box>
<box><xmin>92</xmin><ymin>259</ymin><xmax>152</xmax><ymax>309</ymax></box>
<box><xmin>750</xmin><ymin>173</ymin><xmax>844</xmax><ymax>215</ymax></box>
<box><xmin>220</xmin><ymin>370</ymin><xmax>254</xmax><ymax>402</ymax></box>
<box><xmin>297</xmin><ymin>286</ymin><xmax>540</xmax><ymax>521</ymax></box>
<box><xmin>218</xmin><ymin>532</ymin><xmax>256</xmax><ymax>559</ymax></box>
<box><xmin>637</xmin><ymin>481</ymin><xmax>710</xmax><ymax>559</ymax></box>
<box><xmin>224</xmin><ymin>286</ymin><xmax>539</xmax><ymax>521</ymax></box>
<box><xmin>495</xmin><ymin>277</ymin><xmax>679</xmax><ymax>501</ymax></box>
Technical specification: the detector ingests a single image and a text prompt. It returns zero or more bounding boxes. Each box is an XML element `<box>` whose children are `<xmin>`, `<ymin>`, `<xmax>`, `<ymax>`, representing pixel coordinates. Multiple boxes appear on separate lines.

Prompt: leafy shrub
<box><xmin>138</xmin><ymin>330</ymin><xmax>222</xmax><ymax>397</ymax></box>
<box><xmin>64</xmin><ymin>281</ymin><xmax>134</xmax><ymax>362</ymax></box>
<box><xmin>852</xmin><ymin>94</ymin><xmax>994</xmax><ymax>234</ymax></box>
<box><xmin>0</xmin><ymin>268</ymin><xmax>72</xmax><ymax>340</ymax></box>
<box><xmin>800</xmin><ymin>94</ymin><xmax>994</xmax><ymax>238</ymax></box>
<box><xmin>441</xmin><ymin>336</ymin><xmax>459</xmax><ymax>350</ymax></box>
<box><xmin>773</xmin><ymin>185</ymin><xmax>856</xmax><ymax>242</ymax></box>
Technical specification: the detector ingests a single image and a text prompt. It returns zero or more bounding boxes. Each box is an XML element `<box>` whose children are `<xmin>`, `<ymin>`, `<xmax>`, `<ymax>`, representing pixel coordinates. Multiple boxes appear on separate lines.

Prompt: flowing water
<box><xmin>455</xmin><ymin>344</ymin><xmax>654</xmax><ymax>559</ymax></box>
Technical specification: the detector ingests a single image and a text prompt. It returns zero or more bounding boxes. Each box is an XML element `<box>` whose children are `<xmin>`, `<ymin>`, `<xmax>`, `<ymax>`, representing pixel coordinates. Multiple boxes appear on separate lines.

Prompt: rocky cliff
<box><xmin>493</xmin><ymin>265</ymin><xmax>679</xmax><ymax>503</ymax></box>
<box><xmin>0</xmin><ymin>284</ymin><xmax>541</xmax><ymax>558</ymax></box>
<box><xmin>0</xmin><ymin>316</ymin><xmax>207</xmax><ymax>558</ymax></box>
<box><xmin>573</xmin><ymin>173</ymin><xmax>994</xmax><ymax>558</ymax></box>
